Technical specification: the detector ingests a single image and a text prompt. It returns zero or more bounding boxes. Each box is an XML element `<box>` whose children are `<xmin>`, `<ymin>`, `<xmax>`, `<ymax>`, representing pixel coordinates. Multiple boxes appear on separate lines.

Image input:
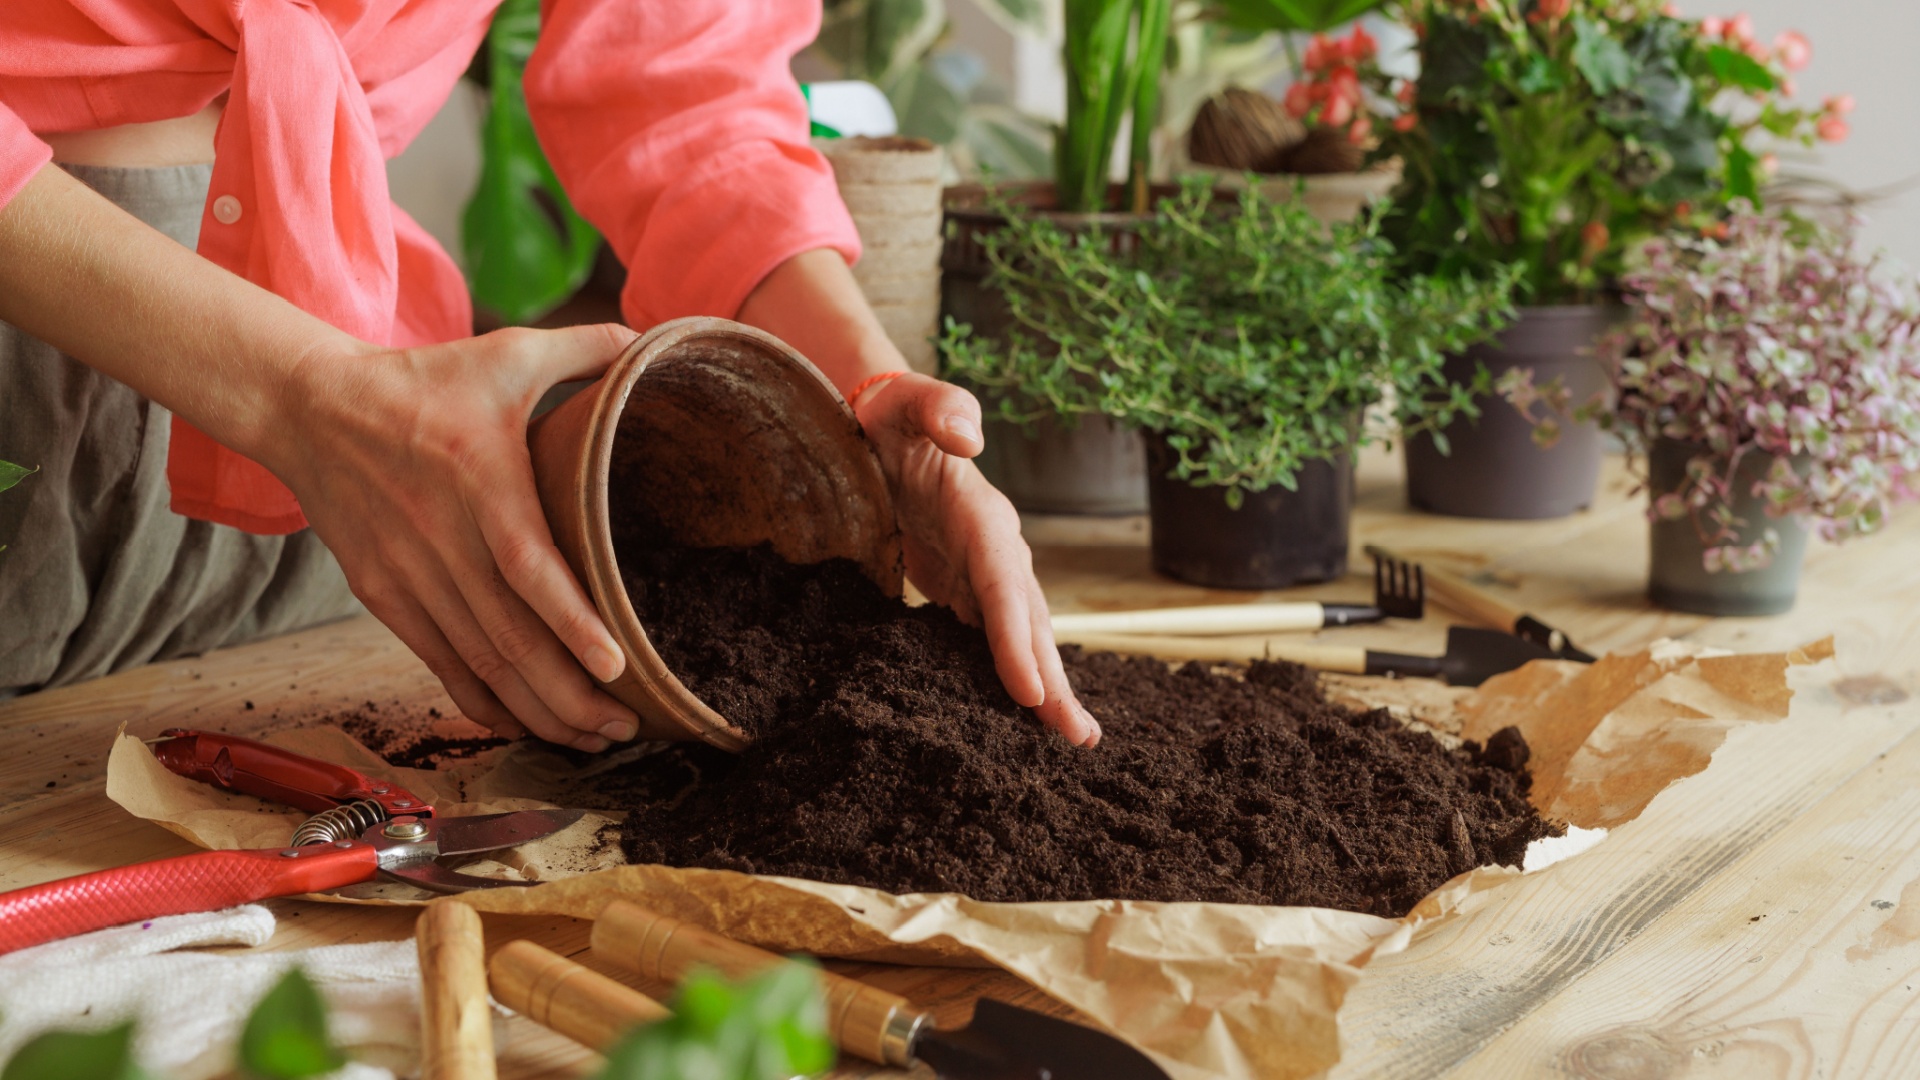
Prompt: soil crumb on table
<box><xmin>336</xmin><ymin>701</ymin><xmax>509</xmax><ymax>771</ymax></box>
<box><xmin>612</xmin><ymin>544</ymin><xmax>1558</xmax><ymax>918</ymax></box>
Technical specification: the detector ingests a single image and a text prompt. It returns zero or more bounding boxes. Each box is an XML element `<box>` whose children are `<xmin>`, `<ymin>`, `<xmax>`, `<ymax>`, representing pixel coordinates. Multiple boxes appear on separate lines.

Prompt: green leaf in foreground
<box><xmin>0</xmin><ymin>460</ymin><xmax>34</xmax><ymax>495</ymax></box>
<box><xmin>1</xmin><ymin>1022</ymin><xmax>149</xmax><ymax>1080</ymax></box>
<box><xmin>238</xmin><ymin>969</ymin><xmax>345</xmax><ymax>1080</ymax></box>
<box><xmin>595</xmin><ymin>962</ymin><xmax>834</xmax><ymax>1080</ymax></box>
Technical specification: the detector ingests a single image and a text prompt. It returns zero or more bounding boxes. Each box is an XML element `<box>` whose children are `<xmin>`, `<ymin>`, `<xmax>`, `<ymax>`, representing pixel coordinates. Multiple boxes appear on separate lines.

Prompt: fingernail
<box><xmin>946</xmin><ymin>415</ymin><xmax>982</xmax><ymax>447</ymax></box>
<box><xmin>587</xmin><ymin>644</ymin><xmax>625</xmax><ymax>684</ymax></box>
<box><xmin>599</xmin><ymin>720</ymin><xmax>636</xmax><ymax>741</ymax></box>
<box><xmin>1077</xmin><ymin>704</ymin><xmax>1102</xmax><ymax>747</ymax></box>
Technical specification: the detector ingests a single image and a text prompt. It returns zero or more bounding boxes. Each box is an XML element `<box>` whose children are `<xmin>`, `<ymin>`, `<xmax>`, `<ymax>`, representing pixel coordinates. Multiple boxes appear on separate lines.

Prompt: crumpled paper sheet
<box><xmin>104</xmin><ymin>639</ymin><xmax>1831</xmax><ymax>1079</ymax></box>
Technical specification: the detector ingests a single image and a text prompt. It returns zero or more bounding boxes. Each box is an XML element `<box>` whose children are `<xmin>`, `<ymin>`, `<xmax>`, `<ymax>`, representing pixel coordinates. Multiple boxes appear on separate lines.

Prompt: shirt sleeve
<box><xmin>523</xmin><ymin>0</ymin><xmax>861</xmax><ymax>329</ymax></box>
<box><xmin>0</xmin><ymin>102</ymin><xmax>54</xmax><ymax>211</ymax></box>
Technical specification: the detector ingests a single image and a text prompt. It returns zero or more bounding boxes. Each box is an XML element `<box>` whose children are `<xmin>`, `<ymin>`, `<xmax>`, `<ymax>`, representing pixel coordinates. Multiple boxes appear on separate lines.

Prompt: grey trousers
<box><xmin>0</xmin><ymin>163</ymin><xmax>361</xmax><ymax>696</ymax></box>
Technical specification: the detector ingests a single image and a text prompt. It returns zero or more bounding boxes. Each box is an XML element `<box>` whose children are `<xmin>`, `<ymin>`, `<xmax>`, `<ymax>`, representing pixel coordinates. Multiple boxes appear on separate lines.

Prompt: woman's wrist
<box><xmin>735</xmin><ymin>247</ymin><xmax>908</xmax><ymax>395</ymax></box>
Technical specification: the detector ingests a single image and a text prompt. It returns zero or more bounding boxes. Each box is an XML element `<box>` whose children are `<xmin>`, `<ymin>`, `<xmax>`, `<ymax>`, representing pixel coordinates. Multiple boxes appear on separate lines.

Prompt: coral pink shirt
<box><xmin>0</xmin><ymin>1</ymin><xmax>859</xmax><ymax>534</ymax></box>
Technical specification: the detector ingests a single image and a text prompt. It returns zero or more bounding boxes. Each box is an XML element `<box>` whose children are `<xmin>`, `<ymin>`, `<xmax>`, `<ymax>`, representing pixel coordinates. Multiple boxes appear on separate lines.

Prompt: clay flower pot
<box><xmin>1403</xmin><ymin>305</ymin><xmax>1616</xmax><ymax>520</ymax></box>
<box><xmin>1646</xmin><ymin>437</ymin><xmax>1810</xmax><ymax>616</ymax></box>
<box><xmin>1145</xmin><ymin>435</ymin><xmax>1355</xmax><ymax>590</ymax></box>
<box><xmin>526</xmin><ymin>317</ymin><xmax>902</xmax><ymax>749</ymax></box>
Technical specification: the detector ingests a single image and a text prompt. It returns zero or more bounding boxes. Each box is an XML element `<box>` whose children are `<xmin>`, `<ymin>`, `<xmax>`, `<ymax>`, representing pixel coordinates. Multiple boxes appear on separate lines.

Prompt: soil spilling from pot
<box><xmin>609</xmin><ymin>544</ymin><xmax>1558</xmax><ymax>917</ymax></box>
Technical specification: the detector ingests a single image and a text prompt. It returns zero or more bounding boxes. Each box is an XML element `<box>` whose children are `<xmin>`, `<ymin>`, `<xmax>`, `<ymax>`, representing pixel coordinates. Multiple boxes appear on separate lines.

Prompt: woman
<box><xmin>0</xmin><ymin>1</ymin><xmax>1099</xmax><ymax>749</ymax></box>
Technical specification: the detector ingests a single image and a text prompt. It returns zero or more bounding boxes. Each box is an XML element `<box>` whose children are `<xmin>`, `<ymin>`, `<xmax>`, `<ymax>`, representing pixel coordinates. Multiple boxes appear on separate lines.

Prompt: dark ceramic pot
<box><xmin>1646</xmin><ymin>437</ymin><xmax>1809</xmax><ymax>616</ymax></box>
<box><xmin>1145</xmin><ymin>435</ymin><xmax>1354</xmax><ymax>590</ymax></box>
<box><xmin>1404</xmin><ymin>305</ymin><xmax>1617</xmax><ymax>520</ymax></box>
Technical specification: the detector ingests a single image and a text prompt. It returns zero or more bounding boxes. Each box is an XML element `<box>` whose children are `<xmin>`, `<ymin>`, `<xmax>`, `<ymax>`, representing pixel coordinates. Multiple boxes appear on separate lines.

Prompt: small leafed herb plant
<box><xmin>0</xmin><ymin>968</ymin><xmax>339</xmax><ymax>1080</ymax></box>
<box><xmin>592</xmin><ymin>962</ymin><xmax>833</xmax><ymax>1080</ymax></box>
<box><xmin>942</xmin><ymin>180</ymin><xmax>1517</xmax><ymax>503</ymax></box>
<box><xmin>1593</xmin><ymin>205</ymin><xmax>1920</xmax><ymax>571</ymax></box>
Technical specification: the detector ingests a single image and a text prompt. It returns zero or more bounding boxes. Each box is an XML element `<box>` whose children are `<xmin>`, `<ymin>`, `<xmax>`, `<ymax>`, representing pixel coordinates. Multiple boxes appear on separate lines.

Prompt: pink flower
<box><xmin>1283</xmin><ymin>81</ymin><xmax>1316</xmax><ymax>119</ymax></box>
<box><xmin>1817</xmin><ymin>115</ymin><xmax>1851</xmax><ymax>142</ymax></box>
<box><xmin>1396</xmin><ymin>80</ymin><xmax>1418</xmax><ymax>106</ymax></box>
<box><xmin>1530</xmin><ymin>0</ymin><xmax>1571</xmax><ymax>23</ymax></box>
<box><xmin>1779</xmin><ymin>77</ymin><xmax>1796</xmax><ymax>98</ymax></box>
<box><xmin>1774</xmin><ymin>30</ymin><xmax>1812</xmax><ymax>72</ymax></box>
<box><xmin>1327</xmin><ymin>65</ymin><xmax>1362</xmax><ymax>101</ymax></box>
<box><xmin>1826</xmin><ymin>93</ymin><xmax>1856</xmax><ymax>115</ymax></box>
<box><xmin>1347</xmin><ymin>24</ymin><xmax>1378</xmax><ymax>62</ymax></box>
<box><xmin>1661</xmin><ymin>2</ymin><xmax>1680</xmax><ymax>15</ymax></box>
<box><xmin>1304</xmin><ymin>33</ymin><xmax>1335</xmax><ymax>73</ymax></box>
<box><xmin>1393</xmin><ymin>112</ymin><xmax>1419</xmax><ymax>132</ymax></box>
<box><xmin>1322</xmin><ymin>92</ymin><xmax>1355</xmax><ymax>128</ymax></box>
<box><xmin>1348</xmin><ymin>114</ymin><xmax>1374</xmax><ymax>145</ymax></box>
<box><xmin>1701</xmin><ymin>15</ymin><xmax>1725</xmax><ymax>36</ymax></box>
<box><xmin>1759</xmin><ymin>152</ymin><xmax>1780</xmax><ymax>178</ymax></box>
<box><xmin>1728</xmin><ymin>13</ymin><xmax>1756</xmax><ymax>44</ymax></box>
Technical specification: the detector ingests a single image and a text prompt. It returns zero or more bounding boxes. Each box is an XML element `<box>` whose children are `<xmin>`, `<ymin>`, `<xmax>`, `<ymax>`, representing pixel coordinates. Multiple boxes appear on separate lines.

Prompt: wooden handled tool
<box><xmin>592</xmin><ymin>899</ymin><xmax>919</xmax><ymax>1066</ymax></box>
<box><xmin>1363</xmin><ymin>545</ymin><xmax>1596</xmax><ymax>662</ymax></box>
<box><xmin>1052</xmin><ymin>601</ymin><xmax>1372</xmax><ymax>636</ymax></box>
<box><xmin>488</xmin><ymin>940</ymin><xmax>668</xmax><ymax>1053</ymax></box>
<box><xmin>1057</xmin><ymin>627</ymin><xmax>1559</xmax><ymax>687</ymax></box>
<box><xmin>417</xmin><ymin>902</ymin><xmax>496</xmax><ymax>1080</ymax></box>
<box><xmin>589</xmin><ymin>900</ymin><xmax>1171</xmax><ymax>1080</ymax></box>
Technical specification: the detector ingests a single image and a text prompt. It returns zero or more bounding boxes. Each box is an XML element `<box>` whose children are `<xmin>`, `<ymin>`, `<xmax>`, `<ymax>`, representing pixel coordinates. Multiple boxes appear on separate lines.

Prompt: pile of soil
<box><xmin>336</xmin><ymin>701</ymin><xmax>509</xmax><ymax>771</ymax></box>
<box><xmin>609</xmin><ymin>544</ymin><xmax>1558</xmax><ymax>918</ymax></box>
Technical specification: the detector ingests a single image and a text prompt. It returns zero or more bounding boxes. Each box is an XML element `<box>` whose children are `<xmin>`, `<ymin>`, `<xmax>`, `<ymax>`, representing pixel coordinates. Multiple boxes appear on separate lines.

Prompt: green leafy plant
<box><xmin>0</xmin><ymin>1023</ymin><xmax>148</xmax><ymax>1080</ymax></box>
<box><xmin>0</xmin><ymin>459</ymin><xmax>31</xmax><ymax>554</ymax></box>
<box><xmin>461</xmin><ymin>0</ymin><xmax>601</xmax><ymax>324</ymax></box>
<box><xmin>942</xmin><ymin>179</ymin><xmax>1517</xmax><ymax>500</ymax></box>
<box><xmin>593</xmin><ymin>963</ymin><xmax>833</xmax><ymax>1080</ymax></box>
<box><xmin>0</xmin><ymin>969</ymin><xmax>341</xmax><ymax>1080</ymax></box>
<box><xmin>1214</xmin><ymin>0</ymin><xmax>1386</xmax><ymax>32</ymax></box>
<box><xmin>1339</xmin><ymin>0</ymin><xmax>1850</xmax><ymax>303</ymax></box>
<box><xmin>1058</xmin><ymin>0</ymin><xmax>1173</xmax><ymax>212</ymax></box>
<box><xmin>1592</xmin><ymin>205</ymin><xmax>1920</xmax><ymax>571</ymax></box>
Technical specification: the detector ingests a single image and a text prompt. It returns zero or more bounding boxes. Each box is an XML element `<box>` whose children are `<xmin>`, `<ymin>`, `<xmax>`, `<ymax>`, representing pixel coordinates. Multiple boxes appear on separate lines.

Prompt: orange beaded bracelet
<box><xmin>846</xmin><ymin>370</ymin><xmax>908</xmax><ymax>410</ymax></box>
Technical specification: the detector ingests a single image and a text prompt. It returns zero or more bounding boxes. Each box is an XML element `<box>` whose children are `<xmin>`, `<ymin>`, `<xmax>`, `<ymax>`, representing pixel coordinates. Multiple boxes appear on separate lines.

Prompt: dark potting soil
<box><xmin>611</xmin><ymin>544</ymin><xmax>1558</xmax><ymax>917</ymax></box>
<box><xmin>336</xmin><ymin>701</ymin><xmax>510</xmax><ymax>771</ymax></box>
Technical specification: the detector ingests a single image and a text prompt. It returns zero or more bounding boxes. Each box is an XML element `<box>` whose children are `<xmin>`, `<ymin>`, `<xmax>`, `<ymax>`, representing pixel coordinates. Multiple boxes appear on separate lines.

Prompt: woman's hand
<box><xmin>256</xmin><ymin>324</ymin><xmax>644</xmax><ymax>752</ymax></box>
<box><xmin>854</xmin><ymin>376</ymin><xmax>1101</xmax><ymax>747</ymax></box>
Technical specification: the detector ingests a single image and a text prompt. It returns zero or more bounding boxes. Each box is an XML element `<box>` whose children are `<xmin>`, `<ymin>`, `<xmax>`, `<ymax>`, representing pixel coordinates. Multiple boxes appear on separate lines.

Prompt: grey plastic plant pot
<box><xmin>1646</xmin><ymin>437</ymin><xmax>1810</xmax><ymax>617</ymax></box>
<box><xmin>1145</xmin><ymin>435</ymin><xmax>1354</xmax><ymax>590</ymax></box>
<box><xmin>1404</xmin><ymin>305</ymin><xmax>1616</xmax><ymax>520</ymax></box>
<box><xmin>976</xmin><ymin>412</ymin><xmax>1149</xmax><ymax>515</ymax></box>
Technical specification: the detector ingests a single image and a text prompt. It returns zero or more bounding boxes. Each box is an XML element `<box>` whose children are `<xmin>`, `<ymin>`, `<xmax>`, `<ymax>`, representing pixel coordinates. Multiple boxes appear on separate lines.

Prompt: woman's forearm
<box><xmin>0</xmin><ymin>164</ymin><xmax>363</xmax><ymax>461</ymax></box>
<box><xmin>734</xmin><ymin>247</ymin><xmax>906</xmax><ymax>395</ymax></box>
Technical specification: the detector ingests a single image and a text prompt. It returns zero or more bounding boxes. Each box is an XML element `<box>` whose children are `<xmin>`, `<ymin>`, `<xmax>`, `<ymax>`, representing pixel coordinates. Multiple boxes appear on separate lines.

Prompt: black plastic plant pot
<box><xmin>1646</xmin><ymin>437</ymin><xmax>1810</xmax><ymax>617</ymax></box>
<box><xmin>977</xmin><ymin>412</ymin><xmax>1148</xmax><ymax>515</ymax></box>
<box><xmin>1404</xmin><ymin>305</ymin><xmax>1615</xmax><ymax>520</ymax></box>
<box><xmin>1145</xmin><ymin>435</ymin><xmax>1353</xmax><ymax>590</ymax></box>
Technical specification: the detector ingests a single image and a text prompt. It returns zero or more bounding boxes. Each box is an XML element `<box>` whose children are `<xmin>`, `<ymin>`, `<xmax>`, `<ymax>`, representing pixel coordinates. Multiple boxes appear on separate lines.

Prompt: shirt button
<box><xmin>212</xmin><ymin>195</ymin><xmax>243</xmax><ymax>225</ymax></box>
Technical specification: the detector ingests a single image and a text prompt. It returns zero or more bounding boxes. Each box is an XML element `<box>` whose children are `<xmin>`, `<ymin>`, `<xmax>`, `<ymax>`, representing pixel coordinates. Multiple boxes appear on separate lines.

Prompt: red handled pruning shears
<box><xmin>0</xmin><ymin>730</ymin><xmax>581</xmax><ymax>956</ymax></box>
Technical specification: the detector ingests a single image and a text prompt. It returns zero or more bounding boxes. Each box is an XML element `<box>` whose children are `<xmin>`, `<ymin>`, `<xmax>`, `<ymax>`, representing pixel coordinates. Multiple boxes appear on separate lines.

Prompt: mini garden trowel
<box><xmin>1055</xmin><ymin>624</ymin><xmax>1561</xmax><ymax>686</ymax></box>
<box><xmin>591</xmin><ymin>899</ymin><xmax>1173</xmax><ymax>1079</ymax></box>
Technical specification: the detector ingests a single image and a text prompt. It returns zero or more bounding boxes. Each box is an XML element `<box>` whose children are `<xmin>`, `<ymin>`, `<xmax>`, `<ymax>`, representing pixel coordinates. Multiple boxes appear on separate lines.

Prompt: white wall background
<box><xmin>389</xmin><ymin>1</ymin><xmax>1920</xmax><ymax>270</ymax></box>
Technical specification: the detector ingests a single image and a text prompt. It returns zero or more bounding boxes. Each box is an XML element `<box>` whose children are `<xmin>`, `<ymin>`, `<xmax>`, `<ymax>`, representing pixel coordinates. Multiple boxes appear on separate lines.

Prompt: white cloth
<box><xmin>0</xmin><ymin>906</ymin><xmax>420</xmax><ymax>1080</ymax></box>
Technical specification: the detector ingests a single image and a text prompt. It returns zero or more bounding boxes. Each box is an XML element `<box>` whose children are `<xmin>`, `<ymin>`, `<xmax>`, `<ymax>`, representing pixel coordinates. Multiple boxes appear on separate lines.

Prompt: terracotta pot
<box><xmin>1404</xmin><ymin>305</ymin><xmax>1617</xmax><ymax>520</ymax></box>
<box><xmin>1145</xmin><ymin>435</ymin><xmax>1354</xmax><ymax>590</ymax></box>
<box><xmin>526</xmin><ymin>318</ymin><xmax>902</xmax><ymax>749</ymax></box>
<box><xmin>1646</xmin><ymin>437</ymin><xmax>1810</xmax><ymax>616</ymax></box>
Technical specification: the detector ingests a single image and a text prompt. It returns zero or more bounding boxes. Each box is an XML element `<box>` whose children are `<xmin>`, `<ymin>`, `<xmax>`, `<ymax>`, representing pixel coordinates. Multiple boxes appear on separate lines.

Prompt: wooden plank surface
<box><xmin>1</xmin><ymin>447</ymin><xmax>1915</xmax><ymax>1079</ymax></box>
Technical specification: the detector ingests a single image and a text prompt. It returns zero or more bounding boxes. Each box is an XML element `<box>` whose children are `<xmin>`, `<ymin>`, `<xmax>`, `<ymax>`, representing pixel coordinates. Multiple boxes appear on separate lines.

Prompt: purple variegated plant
<box><xmin>1604</xmin><ymin>205</ymin><xmax>1920</xmax><ymax>570</ymax></box>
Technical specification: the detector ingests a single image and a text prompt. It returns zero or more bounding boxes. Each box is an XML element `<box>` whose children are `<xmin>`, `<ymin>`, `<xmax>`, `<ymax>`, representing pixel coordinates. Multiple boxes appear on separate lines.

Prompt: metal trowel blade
<box><xmin>1441</xmin><ymin>626</ymin><xmax>1562</xmax><ymax>687</ymax></box>
<box><xmin>914</xmin><ymin>998</ymin><xmax>1171</xmax><ymax>1080</ymax></box>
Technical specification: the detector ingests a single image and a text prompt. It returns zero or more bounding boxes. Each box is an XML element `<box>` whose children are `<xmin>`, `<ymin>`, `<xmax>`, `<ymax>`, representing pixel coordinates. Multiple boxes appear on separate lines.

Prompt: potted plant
<box><xmin>943</xmin><ymin>0</ymin><xmax>1173</xmax><ymax>515</ymax></box>
<box><xmin>1351</xmin><ymin>1</ymin><xmax>1846</xmax><ymax>519</ymax></box>
<box><xmin>1183</xmin><ymin>2</ymin><xmax>1401</xmax><ymax>224</ymax></box>
<box><xmin>944</xmin><ymin>181</ymin><xmax>1514</xmax><ymax>588</ymax></box>
<box><xmin>1596</xmin><ymin>206</ymin><xmax>1920</xmax><ymax>616</ymax></box>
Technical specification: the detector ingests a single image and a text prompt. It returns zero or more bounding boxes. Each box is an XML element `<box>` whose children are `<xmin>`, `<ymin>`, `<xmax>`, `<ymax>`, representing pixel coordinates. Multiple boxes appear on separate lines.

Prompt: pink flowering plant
<box><xmin>1363</xmin><ymin>0</ymin><xmax>1848</xmax><ymax>303</ymax></box>
<box><xmin>1603</xmin><ymin>205</ymin><xmax>1920</xmax><ymax>571</ymax></box>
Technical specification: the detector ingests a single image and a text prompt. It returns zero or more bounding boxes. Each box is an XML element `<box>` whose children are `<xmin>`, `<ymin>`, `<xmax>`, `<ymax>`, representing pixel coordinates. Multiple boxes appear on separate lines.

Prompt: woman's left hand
<box><xmin>853</xmin><ymin>374</ymin><xmax>1100</xmax><ymax>747</ymax></box>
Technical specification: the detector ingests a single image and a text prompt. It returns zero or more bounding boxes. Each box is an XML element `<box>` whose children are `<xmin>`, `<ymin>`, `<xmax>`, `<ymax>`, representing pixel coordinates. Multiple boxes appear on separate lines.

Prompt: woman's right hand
<box><xmin>254</xmin><ymin>324</ymin><xmax>643</xmax><ymax>752</ymax></box>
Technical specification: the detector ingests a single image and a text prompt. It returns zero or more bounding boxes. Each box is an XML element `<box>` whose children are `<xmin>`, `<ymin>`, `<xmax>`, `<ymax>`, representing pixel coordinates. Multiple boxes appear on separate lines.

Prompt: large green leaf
<box><xmin>594</xmin><ymin>963</ymin><xmax>833</xmax><ymax>1080</ymax></box>
<box><xmin>972</xmin><ymin>0</ymin><xmax>1048</xmax><ymax>35</ymax></box>
<box><xmin>1572</xmin><ymin>17</ymin><xmax>1634</xmax><ymax>96</ymax></box>
<box><xmin>1</xmin><ymin>1023</ymin><xmax>149</xmax><ymax>1080</ymax></box>
<box><xmin>238</xmin><ymin>970</ymin><xmax>344</xmax><ymax>1080</ymax></box>
<box><xmin>1704</xmin><ymin>44</ymin><xmax>1775</xmax><ymax>93</ymax></box>
<box><xmin>0</xmin><ymin>460</ymin><xmax>33</xmax><ymax>495</ymax></box>
<box><xmin>1213</xmin><ymin>0</ymin><xmax>1387</xmax><ymax>34</ymax></box>
<box><xmin>865</xmin><ymin>0</ymin><xmax>947</xmax><ymax>85</ymax></box>
<box><xmin>461</xmin><ymin>0</ymin><xmax>601</xmax><ymax>325</ymax></box>
<box><xmin>888</xmin><ymin>61</ymin><xmax>968</xmax><ymax>145</ymax></box>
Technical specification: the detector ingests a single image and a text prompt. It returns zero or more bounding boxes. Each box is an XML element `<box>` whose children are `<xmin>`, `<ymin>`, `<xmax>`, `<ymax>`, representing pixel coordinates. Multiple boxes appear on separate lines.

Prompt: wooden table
<box><xmin>4</xmin><ymin>448</ymin><xmax>1917</xmax><ymax>1079</ymax></box>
